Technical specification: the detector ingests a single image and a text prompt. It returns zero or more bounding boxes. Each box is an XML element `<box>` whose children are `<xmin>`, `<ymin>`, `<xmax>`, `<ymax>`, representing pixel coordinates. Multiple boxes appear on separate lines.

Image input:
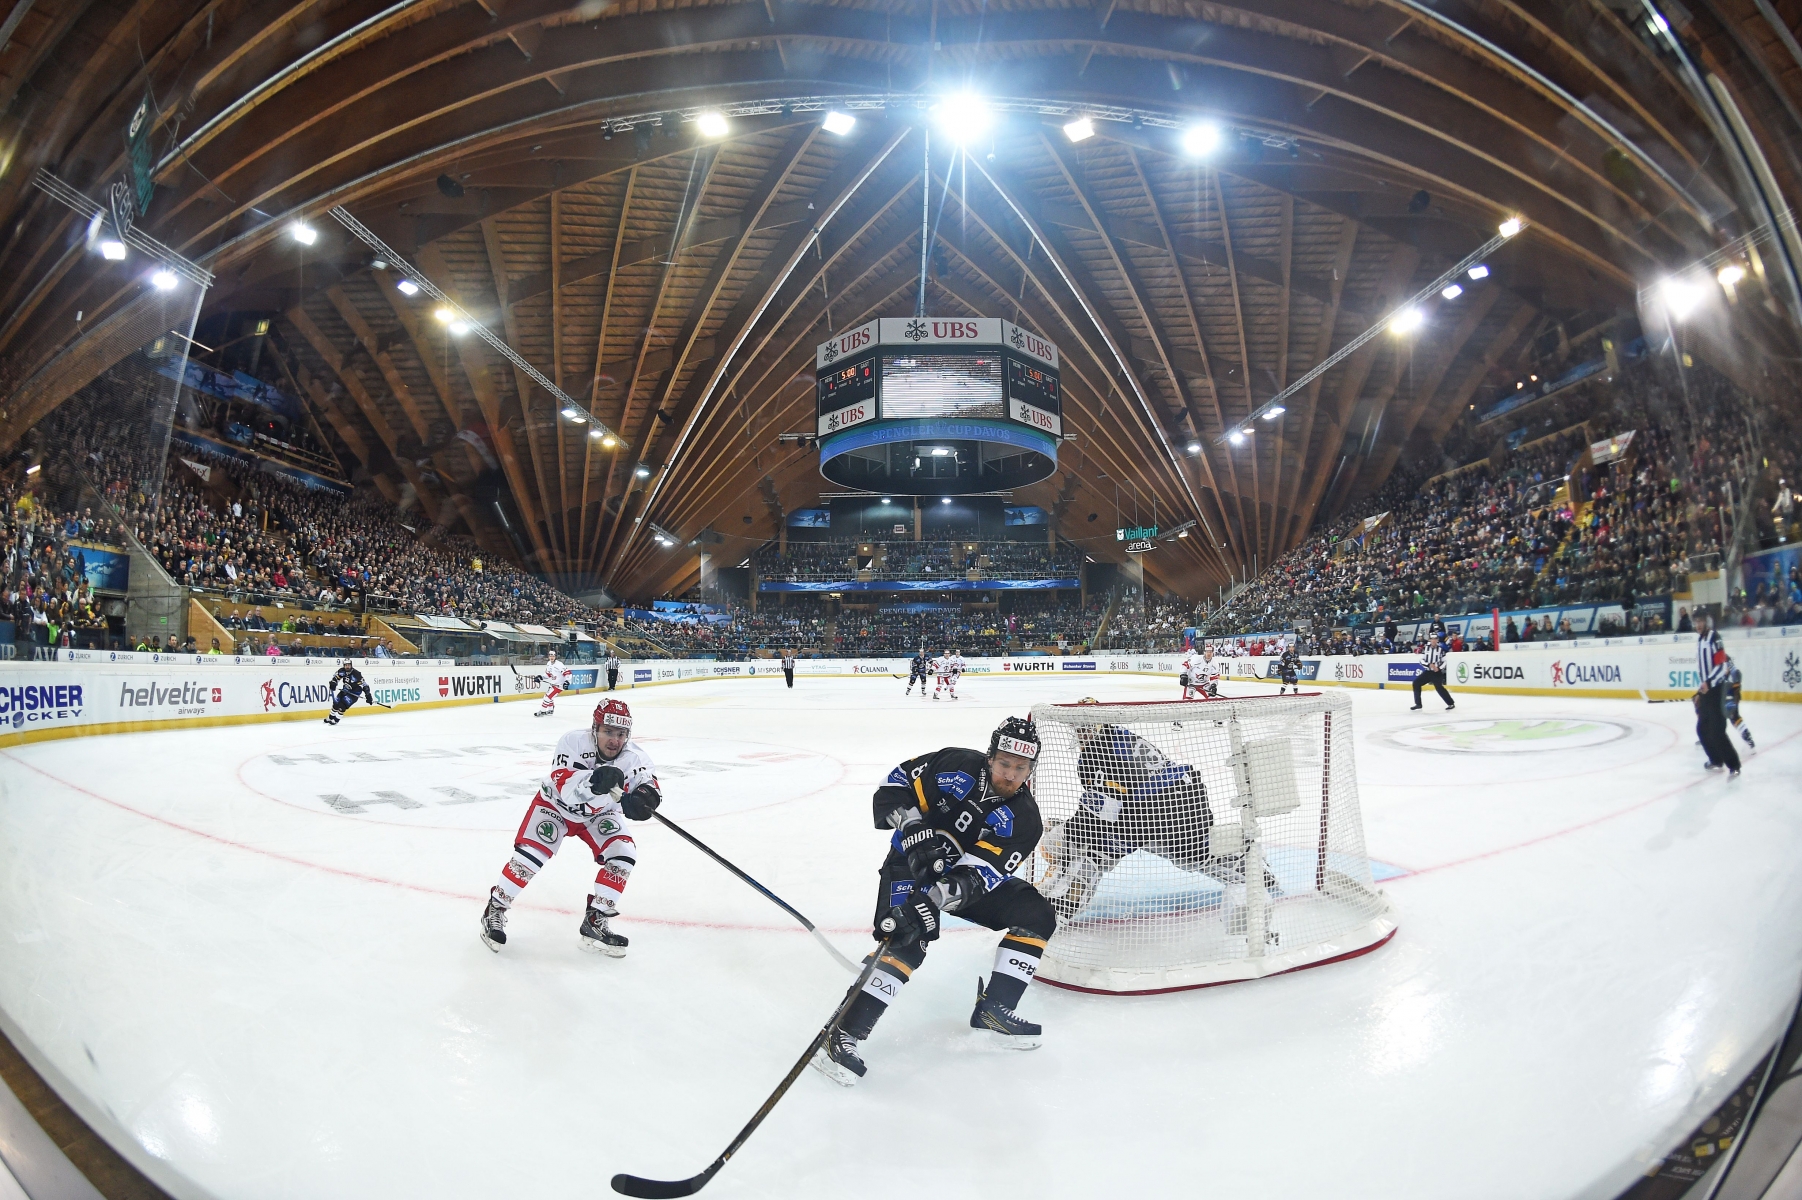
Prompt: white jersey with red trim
<box><xmin>544</xmin><ymin>659</ymin><xmax>571</xmax><ymax>689</ymax></box>
<box><xmin>1198</xmin><ymin>655</ymin><xmax>1223</xmax><ymax>685</ymax></box>
<box><xmin>949</xmin><ymin>652</ymin><xmax>966</xmax><ymax>677</ymax></box>
<box><xmin>932</xmin><ymin>655</ymin><xmax>950</xmax><ymax>679</ymax></box>
<box><xmin>546</xmin><ymin>733</ymin><xmax>658</xmax><ymax>807</ymax></box>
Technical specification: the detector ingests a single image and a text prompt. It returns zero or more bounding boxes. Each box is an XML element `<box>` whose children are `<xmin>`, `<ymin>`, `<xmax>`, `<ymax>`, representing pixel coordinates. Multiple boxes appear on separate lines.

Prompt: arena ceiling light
<box><xmin>433</xmin><ymin>306</ymin><xmax>454</xmax><ymax>323</ymax></box>
<box><xmin>289</xmin><ymin>222</ymin><xmax>318</xmax><ymax>246</ymax></box>
<box><xmin>588</xmin><ymin>427</ymin><xmax>606</xmax><ymax>441</ymax></box>
<box><xmin>1181</xmin><ymin>122</ymin><xmax>1222</xmax><ymax>156</ymax></box>
<box><xmin>601</xmin><ymin>434</ymin><xmax>618</xmax><ymax>448</ymax></box>
<box><xmin>696</xmin><ymin>111</ymin><xmax>730</xmax><ymax>138</ymax></box>
<box><xmin>150</xmin><ymin>268</ymin><xmax>177</xmax><ymax>290</ymax></box>
<box><xmin>1658</xmin><ymin>275</ymin><xmax>1708</xmax><ymax>321</ymax></box>
<box><xmin>99</xmin><ymin>239</ymin><xmax>126</xmax><ymax>260</ymax></box>
<box><xmin>822</xmin><ymin>110</ymin><xmax>856</xmax><ymax>136</ymax></box>
<box><xmin>395</xmin><ymin>279</ymin><xmax>420</xmax><ymax>296</ymax></box>
<box><xmin>1497</xmin><ymin>216</ymin><xmax>1524</xmax><ymax>238</ymax></box>
<box><xmin>1717</xmin><ymin>264</ymin><xmax>1746</xmax><ymax>287</ymax></box>
<box><xmin>447</xmin><ymin>319</ymin><xmax>470</xmax><ymax>336</ymax></box>
<box><xmin>1228</xmin><ymin>429</ymin><xmax>1246</xmax><ymax>445</ymax></box>
<box><xmin>1442</xmin><ymin>283</ymin><xmax>1464</xmax><ymax>300</ymax></box>
<box><xmin>1261</xmin><ymin>405</ymin><xmax>1285</xmax><ymax>419</ymax></box>
<box><xmin>934</xmin><ymin>93</ymin><xmax>992</xmax><ymax>141</ymax></box>
<box><xmin>1467</xmin><ymin>264</ymin><xmax>1490</xmax><ymax>280</ymax></box>
<box><xmin>1186</xmin><ymin>440</ymin><xmax>1202</xmax><ymax>453</ymax></box>
<box><xmin>635</xmin><ymin>464</ymin><xmax>652</xmax><ymax>479</ymax></box>
<box><xmin>1063</xmin><ymin>116</ymin><xmax>1095</xmax><ymax>143</ymax></box>
<box><xmin>941</xmin><ymin>496</ymin><xmax>952</xmax><ymax>504</ymax></box>
<box><xmin>1388</xmin><ymin>307</ymin><xmax>1425</xmax><ymax>335</ymax></box>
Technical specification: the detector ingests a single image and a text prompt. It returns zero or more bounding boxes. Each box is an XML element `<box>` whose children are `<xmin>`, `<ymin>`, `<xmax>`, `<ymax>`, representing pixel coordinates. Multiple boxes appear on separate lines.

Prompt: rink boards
<box><xmin>0</xmin><ymin>630</ymin><xmax>1796</xmax><ymax>747</ymax></box>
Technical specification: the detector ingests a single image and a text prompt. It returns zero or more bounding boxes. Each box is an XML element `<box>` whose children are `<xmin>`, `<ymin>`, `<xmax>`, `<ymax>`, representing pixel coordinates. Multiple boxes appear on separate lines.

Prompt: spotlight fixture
<box><xmin>601</xmin><ymin>435</ymin><xmax>618</xmax><ymax>448</ymax></box>
<box><xmin>289</xmin><ymin>222</ymin><xmax>318</xmax><ymax>245</ymax></box>
<box><xmin>1187</xmin><ymin>441</ymin><xmax>1202</xmax><ymax>454</ymax></box>
<box><xmin>99</xmin><ymin>239</ymin><xmax>126</xmax><ymax>261</ymax></box>
<box><xmin>150</xmin><ymin>268</ymin><xmax>177</xmax><ymax>290</ymax></box>
<box><xmin>635</xmin><ymin>465</ymin><xmax>652</xmax><ymax>479</ymax></box>
<box><xmin>1228</xmin><ymin>429</ymin><xmax>1246</xmax><ymax>445</ymax></box>
<box><xmin>1467</xmin><ymin>265</ymin><xmax>1490</xmax><ymax>281</ymax></box>
<box><xmin>822</xmin><ymin>110</ymin><xmax>856</xmax><ymax>136</ymax></box>
<box><xmin>1717</xmin><ymin>264</ymin><xmax>1746</xmax><ymax>287</ymax></box>
<box><xmin>24</xmin><ymin>464</ymin><xmax>39</xmax><ymax>475</ymax></box>
<box><xmin>1529</xmin><ymin>374</ymin><xmax>1538</xmax><ymax>382</ymax></box>
<box><xmin>1262</xmin><ymin>406</ymin><xmax>1285</xmax><ymax>419</ymax></box>
<box><xmin>370</xmin><ymin>258</ymin><xmax>388</xmax><ymax>270</ymax></box>
<box><xmin>1442</xmin><ymin>284</ymin><xmax>1464</xmax><ymax>300</ymax></box>
<box><xmin>1498</xmin><ymin>216</ymin><xmax>1524</xmax><ymax>238</ymax></box>
<box><xmin>1388</xmin><ymin>307</ymin><xmax>1424</xmax><ymax>335</ymax></box>
<box><xmin>696</xmin><ymin>111</ymin><xmax>729</xmax><ymax>138</ymax></box>
<box><xmin>1063</xmin><ymin>117</ymin><xmax>1095</xmax><ymax>143</ymax></box>
<box><xmin>1181</xmin><ymin>123</ymin><xmax>1222</xmax><ymax>156</ymax></box>
<box><xmin>589</xmin><ymin>427</ymin><xmax>606</xmax><ymax>440</ymax></box>
<box><xmin>1659</xmin><ymin>276</ymin><xmax>1706</xmax><ymax>320</ymax></box>
<box><xmin>934</xmin><ymin>93</ymin><xmax>992</xmax><ymax>141</ymax></box>
<box><xmin>448</xmin><ymin>320</ymin><xmax>470</xmax><ymax>336</ymax></box>
<box><xmin>941</xmin><ymin>497</ymin><xmax>952</xmax><ymax>505</ymax></box>
<box><xmin>433</xmin><ymin>307</ymin><xmax>454</xmax><ymax>324</ymax></box>
<box><xmin>881</xmin><ymin>497</ymin><xmax>892</xmax><ymax>504</ymax></box>
<box><xmin>560</xmin><ymin>406</ymin><xmax>585</xmax><ymax>421</ymax></box>
<box><xmin>395</xmin><ymin>279</ymin><xmax>421</xmax><ymax>296</ymax></box>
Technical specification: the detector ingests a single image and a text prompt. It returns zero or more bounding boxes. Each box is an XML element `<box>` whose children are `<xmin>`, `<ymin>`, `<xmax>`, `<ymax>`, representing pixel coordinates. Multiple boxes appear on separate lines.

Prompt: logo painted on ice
<box><xmin>1390</xmin><ymin>718</ymin><xmax>1630</xmax><ymax>754</ymax></box>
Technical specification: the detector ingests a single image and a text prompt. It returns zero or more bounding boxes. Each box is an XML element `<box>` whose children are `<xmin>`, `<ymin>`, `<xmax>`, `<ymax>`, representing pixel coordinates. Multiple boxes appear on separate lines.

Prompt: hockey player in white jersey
<box><xmin>944</xmin><ymin>648</ymin><xmax>965</xmax><ymax>700</ymax></box>
<box><xmin>931</xmin><ymin>650</ymin><xmax>953</xmax><ymax>701</ymax></box>
<box><xmin>481</xmin><ymin>698</ymin><xmax>661</xmax><ymax>955</ymax></box>
<box><xmin>1180</xmin><ymin>644</ymin><xmax>1221</xmax><ymax>700</ymax></box>
<box><xmin>533</xmin><ymin>650</ymin><xmax>572</xmax><ymax>718</ymax></box>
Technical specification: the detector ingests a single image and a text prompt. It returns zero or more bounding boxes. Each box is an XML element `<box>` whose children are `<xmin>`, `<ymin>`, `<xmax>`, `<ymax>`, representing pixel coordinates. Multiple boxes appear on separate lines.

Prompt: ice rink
<box><xmin>2</xmin><ymin>673</ymin><xmax>1800</xmax><ymax>1200</ymax></box>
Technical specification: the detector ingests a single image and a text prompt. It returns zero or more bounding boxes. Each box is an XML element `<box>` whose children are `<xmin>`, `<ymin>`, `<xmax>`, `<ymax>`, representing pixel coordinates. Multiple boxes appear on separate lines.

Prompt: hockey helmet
<box><xmin>988</xmin><ymin>715</ymin><xmax>1040</xmax><ymax>762</ymax></box>
<box><xmin>594</xmin><ymin>698</ymin><xmax>633</xmax><ymax>731</ymax></box>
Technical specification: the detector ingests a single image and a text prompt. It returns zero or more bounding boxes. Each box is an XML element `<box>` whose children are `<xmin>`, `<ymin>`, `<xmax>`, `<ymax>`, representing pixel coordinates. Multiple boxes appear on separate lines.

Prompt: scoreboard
<box><xmin>814</xmin><ymin>318</ymin><xmax>1061</xmax><ymax>437</ymax></box>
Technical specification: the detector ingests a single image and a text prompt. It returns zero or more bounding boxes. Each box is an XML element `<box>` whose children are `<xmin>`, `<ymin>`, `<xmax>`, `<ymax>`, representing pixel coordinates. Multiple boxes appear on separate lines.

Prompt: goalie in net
<box><xmin>1027</xmin><ymin>691</ymin><xmax>1393</xmax><ymax>993</ymax></box>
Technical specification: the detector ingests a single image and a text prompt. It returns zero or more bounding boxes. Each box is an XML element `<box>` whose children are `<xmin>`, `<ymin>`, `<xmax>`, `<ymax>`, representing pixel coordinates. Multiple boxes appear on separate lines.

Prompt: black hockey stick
<box><xmin>611</xmin><ymin>938</ymin><xmax>892</xmax><ymax>1198</ymax></box>
<box><xmin>651</xmin><ymin>812</ymin><xmax>857</xmax><ymax>974</ymax></box>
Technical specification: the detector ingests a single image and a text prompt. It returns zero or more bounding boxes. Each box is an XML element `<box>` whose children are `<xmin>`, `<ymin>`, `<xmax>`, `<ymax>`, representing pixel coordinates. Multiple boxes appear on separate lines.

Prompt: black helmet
<box><xmin>988</xmin><ymin>715</ymin><xmax>1040</xmax><ymax>762</ymax></box>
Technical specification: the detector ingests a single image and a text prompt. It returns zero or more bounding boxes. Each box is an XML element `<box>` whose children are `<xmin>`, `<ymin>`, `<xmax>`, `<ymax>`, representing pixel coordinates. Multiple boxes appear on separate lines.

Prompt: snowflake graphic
<box><xmin>904</xmin><ymin>319</ymin><xmax>928</xmax><ymax>342</ymax></box>
<box><xmin>822</xmin><ymin>342</ymin><xmax>839</xmax><ymax>363</ymax></box>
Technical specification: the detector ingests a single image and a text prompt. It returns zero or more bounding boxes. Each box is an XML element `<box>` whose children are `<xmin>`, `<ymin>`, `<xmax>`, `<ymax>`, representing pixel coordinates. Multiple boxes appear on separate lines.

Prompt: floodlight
<box><xmin>1442</xmin><ymin>284</ymin><xmax>1463</xmax><ymax>300</ymax></box>
<box><xmin>1063</xmin><ymin>117</ymin><xmax>1095</xmax><ymax>143</ymax></box>
<box><xmin>433</xmin><ymin>307</ymin><xmax>454</xmax><ymax>323</ymax></box>
<box><xmin>1717</xmin><ymin>264</ymin><xmax>1745</xmax><ymax>287</ymax></box>
<box><xmin>1388</xmin><ymin>307</ymin><xmax>1424</xmax><ymax>335</ymax></box>
<box><xmin>635</xmin><ymin>465</ymin><xmax>652</xmax><ymax>479</ymax></box>
<box><xmin>150</xmin><ymin>269</ymin><xmax>177</xmax><ymax>291</ymax></box>
<box><xmin>1228</xmin><ymin>430</ymin><xmax>1246</xmax><ymax>445</ymax></box>
<box><xmin>935</xmin><ymin>93</ymin><xmax>992</xmax><ymax>141</ymax></box>
<box><xmin>1498</xmin><ymin>216</ymin><xmax>1523</xmax><ymax>238</ymax></box>
<box><xmin>1262</xmin><ymin>406</ymin><xmax>1285</xmax><ymax>419</ymax></box>
<box><xmin>823</xmin><ymin>111</ymin><xmax>856</xmax><ymax>136</ymax></box>
<box><xmin>696</xmin><ymin>111</ymin><xmax>729</xmax><ymax>139</ymax></box>
<box><xmin>1659</xmin><ymin>276</ymin><xmax>1706</xmax><ymax>321</ymax></box>
<box><xmin>99</xmin><ymin>240</ymin><xmax>126</xmax><ymax>261</ymax></box>
<box><xmin>448</xmin><ymin>320</ymin><xmax>470</xmax><ymax>336</ymax></box>
<box><xmin>1468</xmin><ymin>265</ymin><xmax>1489</xmax><ymax>281</ymax></box>
<box><xmin>1181</xmin><ymin>123</ymin><xmax>1222</xmax><ymax>156</ymax></box>
<box><xmin>1187</xmin><ymin>441</ymin><xmax>1202</xmax><ymax>454</ymax></box>
<box><xmin>396</xmin><ymin>279</ymin><xmax>421</xmax><ymax>296</ymax></box>
<box><xmin>290</xmin><ymin>223</ymin><xmax>318</xmax><ymax>245</ymax></box>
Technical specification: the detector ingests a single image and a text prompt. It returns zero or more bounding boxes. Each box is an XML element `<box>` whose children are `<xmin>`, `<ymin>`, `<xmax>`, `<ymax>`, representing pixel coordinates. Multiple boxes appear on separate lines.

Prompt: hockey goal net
<box><xmin>1026</xmin><ymin>692</ymin><xmax>1394</xmax><ymax>994</ymax></box>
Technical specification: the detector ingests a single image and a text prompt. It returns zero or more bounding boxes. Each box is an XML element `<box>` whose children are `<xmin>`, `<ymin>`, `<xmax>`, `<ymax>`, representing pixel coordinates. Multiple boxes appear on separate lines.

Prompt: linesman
<box><xmin>1410</xmin><ymin>632</ymin><xmax>1455</xmax><ymax>712</ymax></box>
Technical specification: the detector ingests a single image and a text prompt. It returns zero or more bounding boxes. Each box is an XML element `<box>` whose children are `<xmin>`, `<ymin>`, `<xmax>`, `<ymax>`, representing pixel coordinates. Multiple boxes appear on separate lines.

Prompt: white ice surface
<box><xmin>2</xmin><ymin>676</ymin><xmax>1800</xmax><ymax>1199</ymax></box>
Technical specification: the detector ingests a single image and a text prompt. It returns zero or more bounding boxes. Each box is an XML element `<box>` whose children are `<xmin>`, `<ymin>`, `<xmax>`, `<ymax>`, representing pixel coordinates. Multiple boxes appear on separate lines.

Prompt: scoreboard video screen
<box><xmin>817</xmin><ymin>355</ymin><xmax>876</xmax><ymax>415</ymax></box>
<box><xmin>1006</xmin><ymin>358</ymin><xmax>1060</xmax><ymax>416</ymax></box>
<box><xmin>878</xmin><ymin>353</ymin><xmax>1004</xmax><ymax>419</ymax></box>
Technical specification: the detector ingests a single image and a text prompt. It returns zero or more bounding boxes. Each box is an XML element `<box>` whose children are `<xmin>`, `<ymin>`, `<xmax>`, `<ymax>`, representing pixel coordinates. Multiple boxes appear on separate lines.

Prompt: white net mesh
<box><xmin>1027</xmin><ymin>692</ymin><xmax>1393</xmax><ymax>993</ymax></box>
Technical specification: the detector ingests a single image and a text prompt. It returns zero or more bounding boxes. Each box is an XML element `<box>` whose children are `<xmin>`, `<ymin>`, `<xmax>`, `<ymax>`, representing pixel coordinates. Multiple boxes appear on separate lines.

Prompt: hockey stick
<box><xmin>611</xmin><ymin>938</ymin><xmax>892</xmax><ymax>1198</ymax></box>
<box><xmin>651</xmin><ymin>812</ymin><xmax>858</xmax><ymax>974</ymax></box>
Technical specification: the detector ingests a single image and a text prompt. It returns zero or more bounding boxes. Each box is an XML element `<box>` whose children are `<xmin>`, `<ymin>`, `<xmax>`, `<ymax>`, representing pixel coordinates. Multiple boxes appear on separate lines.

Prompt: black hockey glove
<box><xmin>899</xmin><ymin>824</ymin><xmax>958</xmax><ymax>886</ymax></box>
<box><xmin>880</xmin><ymin>893</ymin><xmax>941</xmax><ymax>945</ymax></box>
<box><xmin>928</xmin><ymin>865</ymin><xmax>985</xmax><ymax>914</ymax></box>
<box><xmin>589</xmin><ymin>765</ymin><xmax>627</xmax><ymax>796</ymax></box>
<box><xmin>620</xmin><ymin>782</ymin><xmax>661</xmax><ymax>821</ymax></box>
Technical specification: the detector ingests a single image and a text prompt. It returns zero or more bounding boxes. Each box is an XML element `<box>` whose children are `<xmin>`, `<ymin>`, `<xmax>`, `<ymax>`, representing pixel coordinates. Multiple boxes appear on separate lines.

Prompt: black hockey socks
<box><xmin>985</xmin><ymin>932</ymin><xmax>1046</xmax><ymax>1011</ymax></box>
<box><xmin>842</xmin><ymin>948</ymin><xmax>917</xmax><ymax>1039</ymax></box>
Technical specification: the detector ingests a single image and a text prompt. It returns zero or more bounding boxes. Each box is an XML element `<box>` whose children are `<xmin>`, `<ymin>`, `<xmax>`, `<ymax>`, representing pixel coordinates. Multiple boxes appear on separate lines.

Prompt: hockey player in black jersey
<box><xmin>323</xmin><ymin>663</ymin><xmax>373</xmax><ymax>726</ymax></box>
<box><xmin>1277</xmin><ymin>646</ymin><xmax>1303</xmax><ymax>695</ymax></box>
<box><xmin>904</xmin><ymin>649</ymin><xmax>930</xmax><ymax>697</ymax></box>
<box><xmin>812</xmin><ymin>716</ymin><xmax>1056</xmax><ymax>1086</ymax></box>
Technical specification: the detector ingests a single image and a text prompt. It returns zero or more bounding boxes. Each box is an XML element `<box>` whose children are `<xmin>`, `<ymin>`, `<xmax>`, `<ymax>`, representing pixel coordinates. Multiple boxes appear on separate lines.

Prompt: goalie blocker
<box><xmin>1027</xmin><ymin>692</ymin><xmax>1394</xmax><ymax>994</ymax></box>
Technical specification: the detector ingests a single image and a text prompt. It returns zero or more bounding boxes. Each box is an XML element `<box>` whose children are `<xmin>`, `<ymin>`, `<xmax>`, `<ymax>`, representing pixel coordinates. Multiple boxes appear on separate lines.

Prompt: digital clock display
<box><xmin>817</xmin><ymin>356</ymin><xmax>877</xmax><ymax>417</ymax></box>
<box><xmin>1006</xmin><ymin>359</ymin><xmax>1060</xmax><ymax>415</ymax></box>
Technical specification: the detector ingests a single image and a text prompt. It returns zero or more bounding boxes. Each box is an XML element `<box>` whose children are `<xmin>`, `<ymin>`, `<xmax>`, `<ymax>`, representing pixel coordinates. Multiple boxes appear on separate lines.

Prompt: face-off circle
<box><xmin>238</xmin><ymin>732</ymin><xmax>839</xmax><ymax>828</ymax></box>
<box><xmin>1386</xmin><ymin>717</ymin><xmax>1633</xmax><ymax>755</ymax></box>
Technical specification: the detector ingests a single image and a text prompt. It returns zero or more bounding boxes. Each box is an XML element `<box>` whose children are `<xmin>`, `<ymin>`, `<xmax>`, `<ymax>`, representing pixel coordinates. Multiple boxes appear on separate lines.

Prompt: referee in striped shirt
<box><xmin>1694</xmin><ymin>611</ymin><xmax>1742</xmax><ymax>774</ymax></box>
<box><xmin>1410</xmin><ymin>631</ymin><xmax>1456</xmax><ymax>711</ymax></box>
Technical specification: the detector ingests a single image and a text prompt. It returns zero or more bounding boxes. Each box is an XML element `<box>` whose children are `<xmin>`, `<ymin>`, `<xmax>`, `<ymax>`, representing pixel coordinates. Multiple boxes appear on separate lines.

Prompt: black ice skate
<box><xmin>323</xmin><ymin>712</ymin><xmax>340</xmax><ymax>726</ymax></box>
<box><xmin>578</xmin><ymin>904</ymin><xmax>628</xmax><ymax>956</ymax></box>
<box><xmin>809</xmin><ymin>1028</ymin><xmax>867</xmax><ymax>1086</ymax></box>
<box><xmin>970</xmin><ymin>980</ymin><xmax>1042</xmax><ymax>1049</ymax></box>
<box><xmin>480</xmin><ymin>890</ymin><xmax>508</xmax><ymax>951</ymax></box>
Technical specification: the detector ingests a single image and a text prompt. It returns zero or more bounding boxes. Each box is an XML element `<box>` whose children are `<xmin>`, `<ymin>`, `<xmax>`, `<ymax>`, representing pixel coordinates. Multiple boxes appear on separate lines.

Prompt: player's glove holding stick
<box><xmin>620</xmin><ymin>782</ymin><xmax>661</xmax><ymax>821</ymax></box>
<box><xmin>880</xmin><ymin>892</ymin><xmax>941</xmax><ymax>945</ymax></box>
<box><xmin>898</xmin><ymin>822</ymin><xmax>958</xmax><ymax>887</ymax></box>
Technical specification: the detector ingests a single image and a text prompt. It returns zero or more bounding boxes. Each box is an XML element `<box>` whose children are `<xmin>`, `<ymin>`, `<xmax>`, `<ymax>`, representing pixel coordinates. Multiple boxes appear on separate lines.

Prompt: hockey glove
<box><xmin>589</xmin><ymin>764</ymin><xmax>627</xmax><ymax>797</ymax></box>
<box><xmin>880</xmin><ymin>893</ymin><xmax>941</xmax><ymax>945</ymax></box>
<box><xmin>928</xmin><ymin>865</ymin><xmax>986</xmax><ymax>914</ymax></box>
<box><xmin>899</xmin><ymin>824</ymin><xmax>958</xmax><ymax>886</ymax></box>
<box><xmin>620</xmin><ymin>782</ymin><xmax>661</xmax><ymax>821</ymax></box>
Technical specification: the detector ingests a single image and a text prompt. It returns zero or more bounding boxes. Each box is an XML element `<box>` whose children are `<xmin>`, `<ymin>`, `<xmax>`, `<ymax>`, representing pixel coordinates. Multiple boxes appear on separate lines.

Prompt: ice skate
<box><xmin>1741</xmin><ymin>728</ymin><xmax>1756</xmax><ymax>749</ymax></box>
<box><xmin>578</xmin><ymin>903</ymin><xmax>628</xmax><ymax>956</ymax></box>
<box><xmin>970</xmin><ymin>980</ymin><xmax>1041</xmax><ymax>1049</ymax></box>
<box><xmin>809</xmin><ymin>1028</ymin><xmax>867</xmax><ymax>1086</ymax></box>
<box><xmin>479</xmin><ymin>890</ymin><xmax>508</xmax><ymax>951</ymax></box>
